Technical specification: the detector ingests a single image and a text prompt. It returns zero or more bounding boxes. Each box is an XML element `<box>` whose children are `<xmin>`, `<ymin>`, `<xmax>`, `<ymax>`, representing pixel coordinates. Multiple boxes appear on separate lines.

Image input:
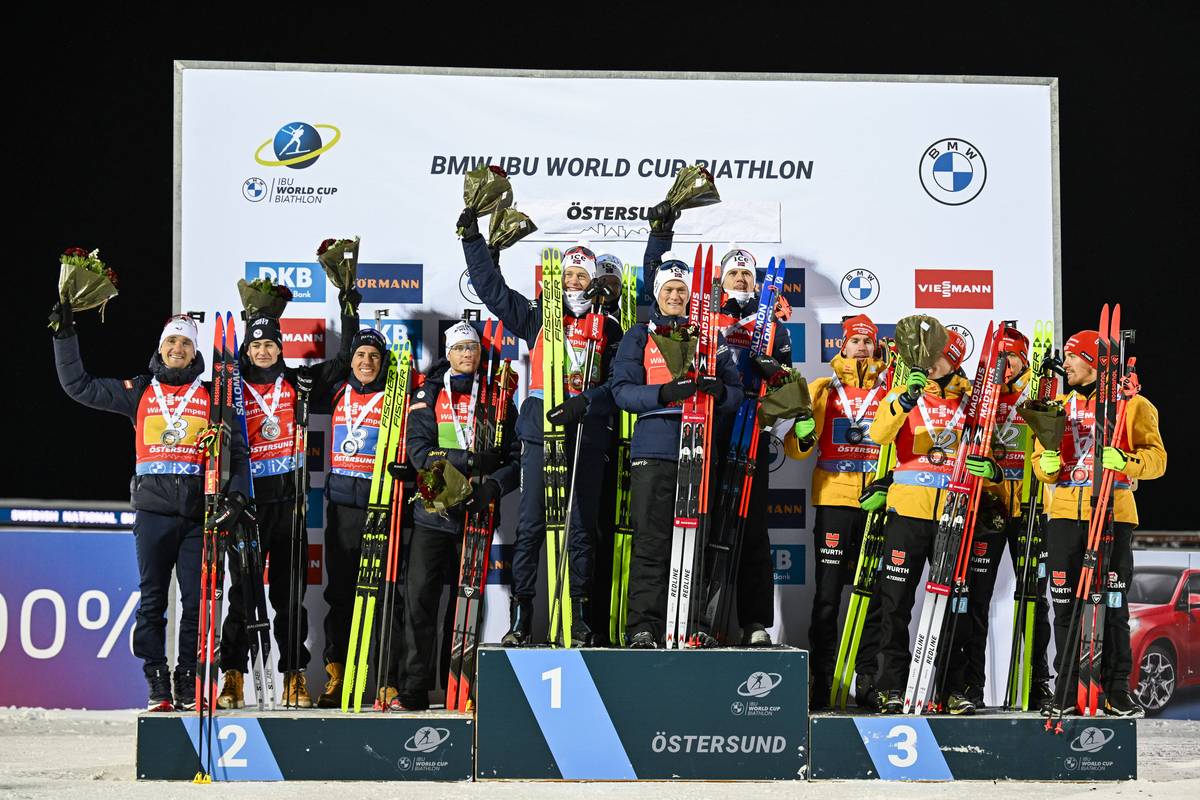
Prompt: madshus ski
<box><xmin>194</xmin><ymin>311</ymin><xmax>235</xmax><ymax>783</ymax></box>
<box><xmin>693</xmin><ymin>257</ymin><xmax>784</xmax><ymax>647</ymax></box>
<box><xmin>830</xmin><ymin>339</ymin><xmax>902</xmax><ymax>709</ymax></box>
<box><xmin>609</xmin><ymin>262</ymin><xmax>639</xmax><ymax>646</ymax></box>
<box><xmin>229</xmin><ymin>324</ymin><xmax>276</xmax><ymax>711</ymax></box>
<box><xmin>903</xmin><ymin>320</ymin><xmax>1013</xmax><ymax>715</ymax></box>
<box><xmin>447</xmin><ymin>320</ymin><xmax>517</xmax><ymax>711</ymax></box>
<box><xmin>1004</xmin><ymin>319</ymin><xmax>1057</xmax><ymax>710</ymax></box>
<box><xmin>665</xmin><ymin>244</ymin><xmax>717</xmax><ymax>649</ymax></box>
<box><xmin>341</xmin><ymin>340</ymin><xmax>411</xmax><ymax>712</ymax></box>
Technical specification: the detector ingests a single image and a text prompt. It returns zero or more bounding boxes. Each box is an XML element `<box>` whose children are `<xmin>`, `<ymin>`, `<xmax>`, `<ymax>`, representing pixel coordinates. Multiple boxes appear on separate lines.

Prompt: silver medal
<box><xmin>845</xmin><ymin>424</ymin><xmax>865</xmax><ymax>445</ymax></box>
<box><xmin>262</xmin><ymin>419</ymin><xmax>281</xmax><ymax>441</ymax></box>
<box><xmin>161</xmin><ymin>428</ymin><xmax>182</xmax><ymax>446</ymax></box>
<box><xmin>341</xmin><ymin>437</ymin><xmax>360</xmax><ymax>456</ymax></box>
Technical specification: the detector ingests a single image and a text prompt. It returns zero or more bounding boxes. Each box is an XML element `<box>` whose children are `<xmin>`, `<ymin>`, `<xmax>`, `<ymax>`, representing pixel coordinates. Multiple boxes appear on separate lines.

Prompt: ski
<box><xmin>665</xmin><ymin>244</ymin><xmax>715</xmax><ymax>649</ymax></box>
<box><xmin>542</xmin><ymin>249</ymin><xmax>572</xmax><ymax>646</ymax></box>
<box><xmin>830</xmin><ymin>339</ymin><xmax>902</xmax><ymax>708</ymax></box>
<box><xmin>229</xmin><ymin>324</ymin><xmax>276</xmax><ymax>711</ymax></box>
<box><xmin>609</xmin><ymin>261</ymin><xmax>639</xmax><ymax>646</ymax></box>
<box><xmin>695</xmin><ymin>256</ymin><xmax>783</xmax><ymax>646</ymax></box>
<box><xmin>341</xmin><ymin>339</ymin><xmax>410</xmax><ymax>712</ymax></box>
<box><xmin>286</xmin><ymin>367</ymin><xmax>313</xmax><ymax>709</ymax></box>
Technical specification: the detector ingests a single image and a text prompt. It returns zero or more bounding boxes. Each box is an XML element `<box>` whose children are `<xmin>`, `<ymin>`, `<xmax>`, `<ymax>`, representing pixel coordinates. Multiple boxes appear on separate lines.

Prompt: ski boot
<box><xmin>877</xmin><ymin>689</ymin><xmax>903</xmax><ymax>714</ymax></box>
<box><xmin>173</xmin><ymin>666</ymin><xmax>197</xmax><ymax>712</ymax></box>
<box><xmin>500</xmin><ymin>597</ymin><xmax>534</xmax><ymax>647</ymax></box>
<box><xmin>217</xmin><ymin>670</ymin><xmax>245</xmax><ymax>710</ymax></box>
<box><xmin>628</xmin><ymin>631</ymin><xmax>658</xmax><ymax>649</ymax></box>
<box><xmin>964</xmin><ymin>684</ymin><xmax>986</xmax><ymax>710</ymax></box>
<box><xmin>395</xmin><ymin>692</ymin><xmax>429</xmax><ymax>712</ymax></box>
<box><xmin>809</xmin><ymin>675</ymin><xmax>831</xmax><ymax>712</ymax></box>
<box><xmin>375</xmin><ymin>686</ymin><xmax>399</xmax><ymax>710</ymax></box>
<box><xmin>316</xmin><ymin>662</ymin><xmax>344</xmax><ymax>709</ymax></box>
<box><xmin>146</xmin><ymin>666</ymin><xmax>174</xmax><ymax>712</ymax></box>
<box><xmin>740</xmin><ymin>623</ymin><xmax>772</xmax><ymax>647</ymax></box>
<box><xmin>854</xmin><ymin>674</ymin><xmax>878</xmax><ymax>710</ymax></box>
<box><xmin>1104</xmin><ymin>689</ymin><xmax>1145</xmax><ymax>718</ymax></box>
<box><xmin>281</xmin><ymin>670</ymin><xmax>313</xmax><ymax>709</ymax></box>
<box><xmin>570</xmin><ymin>598</ymin><xmax>595</xmax><ymax>648</ymax></box>
<box><xmin>688</xmin><ymin>631</ymin><xmax>720</xmax><ymax>649</ymax></box>
<box><xmin>945</xmin><ymin>692</ymin><xmax>977</xmax><ymax>716</ymax></box>
<box><xmin>1029</xmin><ymin>680</ymin><xmax>1053</xmax><ymax>714</ymax></box>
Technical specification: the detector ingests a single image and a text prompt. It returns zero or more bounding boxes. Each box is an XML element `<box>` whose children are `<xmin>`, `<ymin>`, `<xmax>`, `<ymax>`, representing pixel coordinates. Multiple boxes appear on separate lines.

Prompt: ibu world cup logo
<box><xmin>920</xmin><ymin>138</ymin><xmax>987</xmax><ymax>205</ymax></box>
<box><xmin>255</xmin><ymin>121</ymin><xmax>342</xmax><ymax>169</ymax></box>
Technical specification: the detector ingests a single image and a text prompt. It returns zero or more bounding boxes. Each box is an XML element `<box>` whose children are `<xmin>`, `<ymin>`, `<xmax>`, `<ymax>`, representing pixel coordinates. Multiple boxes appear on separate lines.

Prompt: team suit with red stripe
<box><xmin>610</xmin><ymin>306</ymin><xmax>744</xmax><ymax>644</ymax></box>
<box><xmin>53</xmin><ymin>320</ymin><xmax>250</xmax><ymax>695</ymax></box>
<box><xmin>461</xmin><ymin>235</ymin><xmax>623</xmax><ymax>612</ymax></box>
<box><xmin>219</xmin><ymin>311</ymin><xmax>358</xmax><ymax>679</ymax></box>
<box><xmin>399</xmin><ymin>360</ymin><xmax>519</xmax><ymax>708</ymax></box>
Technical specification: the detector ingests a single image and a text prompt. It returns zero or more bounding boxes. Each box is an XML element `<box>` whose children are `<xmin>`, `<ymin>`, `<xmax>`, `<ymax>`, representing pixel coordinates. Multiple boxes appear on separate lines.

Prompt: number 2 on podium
<box><xmin>542</xmin><ymin>667</ymin><xmax>562</xmax><ymax>709</ymax></box>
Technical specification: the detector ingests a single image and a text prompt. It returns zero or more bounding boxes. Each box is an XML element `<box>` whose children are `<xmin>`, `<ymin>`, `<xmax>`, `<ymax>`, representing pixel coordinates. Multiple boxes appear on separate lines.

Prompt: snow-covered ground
<box><xmin>1</xmin><ymin>708</ymin><xmax>1197</xmax><ymax>799</ymax></box>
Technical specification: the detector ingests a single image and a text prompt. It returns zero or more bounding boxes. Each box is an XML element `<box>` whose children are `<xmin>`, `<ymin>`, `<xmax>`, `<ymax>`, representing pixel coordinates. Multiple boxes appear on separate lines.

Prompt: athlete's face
<box><xmin>927</xmin><ymin>356</ymin><xmax>953</xmax><ymax>381</ymax></box>
<box><xmin>563</xmin><ymin>267</ymin><xmax>591</xmax><ymax>292</ymax></box>
<box><xmin>722</xmin><ymin>268</ymin><xmax>755</xmax><ymax>293</ymax></box>
<box><xmin>159</xmin><ymin>335</ymin><xmax>196</xmax><ymax>369</ymax></box>
<box><xmin>248</xmin><ymin>339</ymin><xmax>281</xmax><ymax>368</ymax></box>
<box><xmin>447</xmin><ymin>342</ymin><xmax>480</xmax><ymax>375</ymax></box>
<box><xmin>657</xmin><ymin>281</ymin><xmax>689</xmax><ymax>317</ymax></box>
<box><xmin>843</xmin><ymin>334</ymin><xmax>875</xmax><ymax>360</ymax></box>
<box><xmin>352</xmin><ymin>346</ymin><xmax>382</xmax><ymax>384</ymax></box>
<box><xmin>1004</xmin><ymin>353</ymin><xmax>1026</xmax><ymax>383</ymax></box>
<box><xmin>1064</xmin><ymin>352</ymin><xmax>1096</xmax><ymax>387</ymax></box>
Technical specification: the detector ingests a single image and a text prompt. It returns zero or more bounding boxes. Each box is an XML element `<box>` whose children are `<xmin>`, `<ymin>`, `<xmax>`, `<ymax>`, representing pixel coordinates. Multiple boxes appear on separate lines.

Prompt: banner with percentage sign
<box><xmin>0</xmin><ymin>529</ymin><xmax>144</xmax><ymax>708</ymax></box>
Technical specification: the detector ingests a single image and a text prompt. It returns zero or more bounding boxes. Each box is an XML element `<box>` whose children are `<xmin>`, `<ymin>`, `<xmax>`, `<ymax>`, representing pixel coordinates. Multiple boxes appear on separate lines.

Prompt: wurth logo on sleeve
<box><xmin>915</xmin><ymin>269</ymin><xmax>994</xmax><ymax>309</ymax></box>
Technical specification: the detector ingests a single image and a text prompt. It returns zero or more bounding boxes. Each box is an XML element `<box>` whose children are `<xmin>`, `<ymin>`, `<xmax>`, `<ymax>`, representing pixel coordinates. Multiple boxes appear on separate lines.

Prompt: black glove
<box><xmin>648</xmin><ymin>200</ymin><xmax>680</xmax><ymax>233</ymax></box>
<box><xmin>49</xmin><ymin>301</ymin><xmax>75</xmax><ymax>339</ymax></box>
<box><xmin>468</xmin><ymin>451</ymin><xmax>503</xmax><ymax>477</ymax></box>
<box><xmin>457</xmin><ymin>207</ymin><xmax>481</xmax><ymax>241</ymax></box>
<box><xmin>387</xmin><ymin>462</ymin><xmax>416</xmax><ymax>483</ymax></box>
<box><xmin>547</xmin><ymin>394</ymin><xmax>589</xmax><ymax>427</ymax></box>
<box><xmin>658</xmin><ymin>377</ymin><xmax>697</xmax><ymax>405</ymax></box>
<box><xmin>338</xmin><ymin>286</ymin><xmax>362</xmax><ymax>314</ymax></box>
<box><xmin>751</xmin><ymin>355</ymin><xmax>784</xmax><ymax>381</ymax></box>
<box><xmin>464</xmin><ymin>479</ymin><xmax>500</xmax><ymax>513</ymax></box>
<box><xmin>211</xmin><ymin>492</ymin><xmax>248</xmax><ymax>530</ymax></box>
<box><xmin>696</xmin><ymin>374</ymin><xmax>724</xmax><ymax>398</ymax></box>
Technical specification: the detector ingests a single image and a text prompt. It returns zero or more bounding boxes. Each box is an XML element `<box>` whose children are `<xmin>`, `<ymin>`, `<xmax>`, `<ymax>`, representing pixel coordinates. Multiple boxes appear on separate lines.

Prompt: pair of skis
<box><xmin>285</xmin><ymin>368</ymin><xmax>314</xmax><ymax>708</ymax></box>
<box><xmin>665</xmin><ymin>245</ymin><xmax>719</xmax><ymax>649</ymax></box>
<box><xmin>342</xmin><ymin>340</ymin><xmax>412</xmax><ymax>712</ymax></box>
<box><xmin>902</xmin><ymin>321</ymin><xmax>1013</xmax><ymax>714</ymax></box>
<box><xmin>694</xmin><ymin>257</ymin><xmax>785</xmax><ymax>646</ymax></box>
<box><xmin>446</xmin><ymin>319</ymin><xmax>516</xmax><ymax>710</ymax></box>
<box><xmin>1003</xmin><ymin>320</ymin><xmax>1056</xmax><ymax>710</ymax></box>
<box><xmin>609</xmin><ymin>262</ymin><xmax>639</xmax><ymax>646</ymax></box>
<box><xmin>541</xmin><ymin>248</ymin><xmax>573</xmax><ymax>647</ymax></box>
<box><xmin>1047</xmin><ymin>305</ymin><xmax>1138</xmax><ymax>730</ymax></box>
<box><xmin>829</xmin><ymin>340</ymin><xmax>902</xmax><ymax>708</ymax></box>
<box><xmin>194</xmin><ymin>312</ymin><xmax>236</xmax><ymax>783</ymax></box>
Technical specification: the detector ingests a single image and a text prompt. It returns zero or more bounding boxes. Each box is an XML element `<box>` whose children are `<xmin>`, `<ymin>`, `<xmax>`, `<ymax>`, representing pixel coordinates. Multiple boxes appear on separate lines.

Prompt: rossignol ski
<box><xmin>830</xmin><ymin>339</ymin><xmax>902</xmax><ymax>708</ymax></box>
<box><xmin>665</xmin><ymin>244</ymin><xmax>716</xmax><ymax>649</ymax></box>
<box><xmin>542</xmin><ymin>248</ymin><xmax>572</xmax><ymax>646</ymax></box>
<box><xmin>447</xmin><ymin>320</ymin><xmax>517</xmax><ymax>710</ymax></box>
<box><xmin>285</xmin><ymin>367</ymin><xmax>313</xmax><ymax>709</ymax></box>
<box><xmin>341</xmin><ymin>340</ymin><xmax>410</xmax><ymax>712</ymax></box>
<box><xmin>609</xmin><ymin>261</ymin><xmax>639</xmax><ymax>646</ymax></box>
<box><xmin>695</xmin><ymin>256</ymin><xmax>783</xmax><ymax>646</ymax></box>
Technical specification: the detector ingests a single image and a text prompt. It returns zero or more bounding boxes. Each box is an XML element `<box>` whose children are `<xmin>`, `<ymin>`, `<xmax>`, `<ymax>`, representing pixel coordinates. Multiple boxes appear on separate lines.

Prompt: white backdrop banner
<box><xmin>177</xmin><ymin>65</ymin><xmax>1058</xmax><ymax>704</ymax></box>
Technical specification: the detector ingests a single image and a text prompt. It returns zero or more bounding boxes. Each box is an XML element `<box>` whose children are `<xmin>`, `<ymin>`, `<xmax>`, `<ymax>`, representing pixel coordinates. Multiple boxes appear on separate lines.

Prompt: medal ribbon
<box><xmin>343</xmin><ymin>389</ymin><xmax>384</xmax><ymax>445</ymax></box>
<box><xmin>443</xmin><ymin>370</ymin><xmax>477</xmax><ymax>451</ymax></box>
<box><xmin>243</xmin><ymin>375</ymin><xmax>284</xmax><ymax>428</ymax></box>
<box><xmin>916</xmin><ymin>394</ymin><xmax>967</xmax><ymax>454</ymax></box>
<box><xmin>830</xmin><ymin>375</ymin><xmax>885</xmax><ymax>429</ymax></box>
<box><xmin>993</xmin><ymin>382</ymin><xmax>1032</xmax><ymax>449</ymax></box>
<box><xmin>1068</xmin><ymin>393</ymin><xmax>1096</xmax><ymax>475</ymax></box>
<box><xmin>151</xmin><ymin>377</ymin><xmax>203</xmax><ymax>437</ymax></box>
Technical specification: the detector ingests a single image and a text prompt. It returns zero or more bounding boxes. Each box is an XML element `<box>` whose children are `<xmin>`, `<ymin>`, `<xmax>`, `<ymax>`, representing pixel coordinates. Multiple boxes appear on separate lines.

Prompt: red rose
<box><xmin>277</xmin><ymin>285</ymin><xmax>293</xmax><ymax>300</ymax></box>
<box><xmin>488</xmin><ymin>165</ymin><xmax>508</xmax><ymax>178</ymax></box>
<box><xmin>63</xmin><ymin>247</ymin><xmax>88</xmax><ymax>258</ymax></box>
<box><xmin>317</xmin><ymin>238</ymin><xmax>336</xmax><ymax>256</ymax></box>
<box><xmin>105</xmin><ymin>268</ymin><xmax>120</xmax><ymax>289</ymax></box>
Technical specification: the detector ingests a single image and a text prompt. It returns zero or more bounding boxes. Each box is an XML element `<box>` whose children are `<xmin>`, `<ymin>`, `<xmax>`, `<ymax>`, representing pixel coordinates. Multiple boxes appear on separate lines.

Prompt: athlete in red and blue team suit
<box><xmin>457</xmin><ymin>207</ymin><xmax>623</xmax><ymax>646</ymax></box>
<box><xmin>317</xmin><ymin>325</ymin><xmax>405</xmax><ymax>706</ymax></box>
<box><xmin>51</xmin><ymin>306</ymin><xmax>250</xmax><ymax>711</ymax></box>
<box><xmin>610</xmin><ymin>256</ymin><xmax>744</xmax><ymax>648</ymax></box>
<box><xmin>783</xmin><ymin>314</ymin><xmax>887</xmax><ymax>708</ymax></box>
<box><xmin>216</xmin><ymin>291</ymin><xmax>360</xmax><ymax>711</ymax></box>
<box><xmin>398</xmin><ymin>321</ymin><xmax>521</xmax><ymax>710</ymax></box>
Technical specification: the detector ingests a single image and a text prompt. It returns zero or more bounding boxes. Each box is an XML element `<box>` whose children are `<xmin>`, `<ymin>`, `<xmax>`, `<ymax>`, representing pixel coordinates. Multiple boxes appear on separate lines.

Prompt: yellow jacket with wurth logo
<box><xmin>784</xmin><ymin>354</ymin><xmax>887</xmax><ymax>509</ymax></box>
<box><xmin>1031</xmin><ymin>387</ymin><xmax>1166</xmax><ymax>526</ymax></box>
<box><xmin>868</xmin><ymin>372</ymin><xmax>1005</xmax><ymax>522</ymax></box>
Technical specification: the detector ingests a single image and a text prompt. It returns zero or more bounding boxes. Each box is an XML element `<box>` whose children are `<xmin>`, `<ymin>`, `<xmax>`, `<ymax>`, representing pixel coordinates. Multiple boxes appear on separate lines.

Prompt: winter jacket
<box><xmin>324</xmin><ymin>352</ymin><xmax>392</xmax><ymax>510</ymax></box>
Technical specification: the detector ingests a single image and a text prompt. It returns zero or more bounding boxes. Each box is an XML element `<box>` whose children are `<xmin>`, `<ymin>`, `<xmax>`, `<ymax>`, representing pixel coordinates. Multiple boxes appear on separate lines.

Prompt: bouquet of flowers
<box><xmin>650</xmin><ymin>165</ymin><xmax>721</xmax><ymax>232</ymax></box>
<box><xmin>1016</xmin><ymin>399</ymin><xmax>1067</xmax><ymax>450</ymax></box>
<box><xmin>413</xmin><ymin>459</ymin><xmax>473</xmax><ymax>518</ymax></box>
<box><xmin>488</xmin><ymin>203</ymin><xmax>538</xmax><ymax>251</ymax></box>
<box><xmin>460</xmin><ymin>164</ymin><xmax>512</xmax><ymax>235</ymax></box>
<box><xmin>758</xmin><ymin>367</ymin><xmax>812</xmax><ymax>429</ymax></box>
<box><xmin>650</xmin><ymin>321</ymin><xmax>700</xmax><ymax>380</ymax></box>
<box><xmin>236</xmin><ymin>277</ymin><xmax>293</xmax><ymax>319</ymax></box>
<box><xmin>894</xmin><ymin>315</ymin><xmax>949</xmax><ymax>372</ymax></box>
<box><xmin>51</xmin><ymin>247</ymin><xmax>119</xmax><ymax>331</ymax></box>
<box><xmin>317</xmin><ymin>236</ymin><xmax>360</xmax><ymax>315</ymax></box>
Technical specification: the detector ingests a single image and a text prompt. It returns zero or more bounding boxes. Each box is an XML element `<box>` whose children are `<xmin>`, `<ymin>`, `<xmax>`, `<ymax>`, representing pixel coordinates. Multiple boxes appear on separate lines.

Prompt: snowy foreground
<box><xmin>1</xmin><ymin>708</ymin><xmax>1198</xmax><ymax>799</ymax></box>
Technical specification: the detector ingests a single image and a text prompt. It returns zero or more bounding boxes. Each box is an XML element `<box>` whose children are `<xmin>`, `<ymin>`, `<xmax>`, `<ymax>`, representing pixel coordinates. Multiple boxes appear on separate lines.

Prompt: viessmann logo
<box><xmin>915</xmin><ymin>269</ymin><xmax>994</xmax><ymax>309</ymax></box>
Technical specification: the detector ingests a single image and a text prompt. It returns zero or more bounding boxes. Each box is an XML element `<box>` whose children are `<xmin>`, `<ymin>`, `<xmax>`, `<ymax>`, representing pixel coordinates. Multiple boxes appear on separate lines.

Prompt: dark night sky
<box><xmin>13</xmin><ymin>8</ymin><xmax>1194</xmax><ymax>529</ymax></box>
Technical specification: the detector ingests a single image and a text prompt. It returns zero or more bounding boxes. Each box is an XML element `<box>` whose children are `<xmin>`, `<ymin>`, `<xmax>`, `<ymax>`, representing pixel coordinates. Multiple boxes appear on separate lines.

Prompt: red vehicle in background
<box><xmin>1128</xmin><ymin>566</ymin><xmax>1200</xmax><ymax>714</ymax></box>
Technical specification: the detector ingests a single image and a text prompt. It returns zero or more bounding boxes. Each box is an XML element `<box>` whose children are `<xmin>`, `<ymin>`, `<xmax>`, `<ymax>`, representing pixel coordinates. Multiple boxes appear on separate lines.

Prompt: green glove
<box><xmin>1039</xmin><ymin>449</ymin><xmax>1061</xmax><ymax>475</ymax></box>
<box><xmin>1102</xmin><ymin>446</ymin><xmax>1128</xmax><ymax>471</ymax></box>
<box><xmin>966</xmin><ymin>455</ymin><xmax>1002</xmax><ymax>482</ymax></box>
<box><xmin>793</xmin><ymin>417</ymin><xmax>816</xmax><ymax>441</ymax></box>
<box><xmin>859</xmin><ymin>479</ymin><xmax>890</xmax><ymax>513</ymax></box>
<box><xmin>906</xmin><ymin>370</ymin><xmax>928</xmax><ymax>395</ymax></box>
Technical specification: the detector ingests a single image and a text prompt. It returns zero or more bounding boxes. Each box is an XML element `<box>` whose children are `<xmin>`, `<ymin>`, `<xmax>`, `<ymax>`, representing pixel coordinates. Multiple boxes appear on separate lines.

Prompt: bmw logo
<box><xmin>840</xmin><ymin>269</ymin><xmax>879</xmax><ymax>308</ymax></box>
<box><xmin>242</xmin><ymin>177</ymin><xmax>267</xmax><ymax>202</ymax></box>
<box><xmin>459</xmin><ymin>269</ymin><xmax>482</xmax><ymax>305</ymax></box>
<box><xmin>920</xmin><ymin>138</ymin><xmax>987</xmax><ymax>205</ymax></box>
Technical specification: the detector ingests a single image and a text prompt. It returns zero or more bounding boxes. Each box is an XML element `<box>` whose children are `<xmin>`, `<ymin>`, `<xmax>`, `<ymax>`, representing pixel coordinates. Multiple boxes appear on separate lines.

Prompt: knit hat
<box><xmin>720</xmin><ymin>245</ymin><xmax>756</xmax><ymax>279</ymax></box>
<box><xmin>562</xmin><ymin>243</ymin><xmax>596</xmax><ymax>279</ymax></box>
<box><xmin>595</xmin><ymin>254</ymin><xmax>622</xmax><ymax>279</ymax></box>
<box><xmin>1064</xmin><ymin>330</ymin><xmax>1099</xmax><ymax>366</ymax></box>
<box><xmin>841</xmin><ymin>314</ymin><xmax>878</xmax><ymax>342</ymax></box>
<box><xmin>943</xmin><ymin>328</ymin><xmax>969</xmax><ymax>371</ymax></box>
<box><xmin>444</xmin><ymin>320</ymin><xmax>480</xmax><ymax>354</ymax></box>
<box><xmin>245</xmin><ymin>315</ymin><xmax>283</xmax><ymax>348</ymax></box>
<box><xmin>159</xmin><ymin>315</ymin><xmax>198</xmax><ymax>348</ymax></box>
<box><xmin>653</xmin><ymin>253</ymin><xmax>691</xmax><ymax>303</ymax></box>
<box><xmin>350</xmin><ymin>327</ymin><xmax>388</xmax><ymax>358</ymax></box>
